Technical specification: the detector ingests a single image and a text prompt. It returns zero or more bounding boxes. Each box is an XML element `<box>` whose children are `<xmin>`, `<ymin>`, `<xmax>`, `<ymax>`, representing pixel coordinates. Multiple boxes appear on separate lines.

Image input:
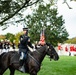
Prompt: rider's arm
<box><xmin>27</xmin><ymin>37</ymin><xmax>33</xmax><ymax>48</ymax></box>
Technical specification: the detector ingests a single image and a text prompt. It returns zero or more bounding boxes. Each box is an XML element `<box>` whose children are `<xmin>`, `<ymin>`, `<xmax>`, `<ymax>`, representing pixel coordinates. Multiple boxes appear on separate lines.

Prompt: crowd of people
<box><xmin>57</xmin><ymin>43</ymin><xmax>76</xmax><ymax>56</ymax></box>
<box><xmin>0</xmin><ymin>39</ymin><xmax>16</xmax><ymax>53</ymax></box>
<box><xmin>58</xmin><ymin>44</ymin><xmax>76</xmax><ymax>52</ymax></box>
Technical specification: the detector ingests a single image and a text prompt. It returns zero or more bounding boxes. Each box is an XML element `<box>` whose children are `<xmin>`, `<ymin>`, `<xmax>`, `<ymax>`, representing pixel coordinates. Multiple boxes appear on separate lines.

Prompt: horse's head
<box><xmin>46</xmin><ymin>43</ymin><xmax>59</xmax><ymax>61</ymax></box>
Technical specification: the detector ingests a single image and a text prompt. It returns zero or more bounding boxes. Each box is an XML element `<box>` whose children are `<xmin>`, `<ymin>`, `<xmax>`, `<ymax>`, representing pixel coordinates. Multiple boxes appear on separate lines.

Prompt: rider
<box><xmin>19</xmin><ymin>27</ymin><xmax>33</xmax><ymax>72</ymax></box>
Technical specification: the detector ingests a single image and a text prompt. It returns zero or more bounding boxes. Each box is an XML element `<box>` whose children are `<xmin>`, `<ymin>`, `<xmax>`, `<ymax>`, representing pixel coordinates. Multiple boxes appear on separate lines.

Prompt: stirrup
<box><xmin>19</xmin><ymin>65</ymin><xmax>25</xmax><ymax>73</ymax></box>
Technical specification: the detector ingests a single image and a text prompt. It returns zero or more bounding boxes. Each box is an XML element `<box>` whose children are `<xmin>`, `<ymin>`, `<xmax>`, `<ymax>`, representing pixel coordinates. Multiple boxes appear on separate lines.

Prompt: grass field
<box><xmin>4</xmin><ymin>56</ymin><xmax>76</xmax><ymax>75</ymax></box>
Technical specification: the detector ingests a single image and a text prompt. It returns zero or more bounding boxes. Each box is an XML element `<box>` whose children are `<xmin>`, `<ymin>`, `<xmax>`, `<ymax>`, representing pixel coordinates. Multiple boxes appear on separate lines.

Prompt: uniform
<box><xmin>19</xmin><ymin>34</ymin><xmax>33</xmax><ymax>60</ymax></box>
<box><xmin>3</xmin><ymin>41</ymin><xmax>10</xmax><ymax>52</ymax></box>
<box><xmin>12</xmin><ymin>41</ymin><xmax>16</xmax><ymax>50</ymax></box>
<box><xmin>19</xmin><ymin>28</ymin><xmax>33</xmax><ymax>72</ymax></box>
<box><xmin>0</xmin><ymin>41</ymin><xmax>3</xmax><ymax>49</ymax></box>
<box><xmin>0</xmin><ymin>41</ymin><xmax>3</xmax><ymax>52</ymax></box>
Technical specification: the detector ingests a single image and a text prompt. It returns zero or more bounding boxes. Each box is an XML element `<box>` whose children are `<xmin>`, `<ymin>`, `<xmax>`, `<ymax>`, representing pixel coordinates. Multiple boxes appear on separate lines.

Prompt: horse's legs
<box><xmin>30</xmin><ymin>74</ymin><xmax>37</xmax><ymax>75</ymax></box>
<box><xmin>0</xmin><ymin>68</ymin><xmax>7</xmax><ymax>75</ymax></box>
<box><xmin>9</xmin><ymin>67</ymin><xmax>15</xmax><ymax>75</ymax></box>
<box><xmin>0</xmin><ymin>70</ymin><xmax>5</xmax><ymax>75</ymax></box>
<box><xmin>30</xmin><ymin>72</ymin><xmax>37</xmax><ymax>75</ymax></box>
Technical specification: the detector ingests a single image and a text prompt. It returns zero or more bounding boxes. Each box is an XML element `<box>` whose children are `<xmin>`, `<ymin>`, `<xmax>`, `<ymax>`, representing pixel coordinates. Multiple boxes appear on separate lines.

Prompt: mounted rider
<box><xmin>19</xmin><ymin>27</ymin><xmax>33</xmax><ymax>72</ymax></box>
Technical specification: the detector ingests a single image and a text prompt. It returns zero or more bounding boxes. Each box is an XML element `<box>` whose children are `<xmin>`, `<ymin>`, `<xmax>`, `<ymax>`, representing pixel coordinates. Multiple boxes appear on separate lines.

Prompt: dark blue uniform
<box><xmin>4</xmin><ymin>42</ymin><xmax>10</xmax><ymax>49</ymax></box>
<box><xmin>0</xmin><ymin>41</ymin><xmax>3</xmax><ymax>49</ymax></box>
<box><xmin>19</xmin><ymin>34</ymin><xmax>33</xmax><ymax>66</ymax></box>
<box><xmin>19</xmin><ymin>34</ymin><xmax>33</xmax><ymax>52</ymax></box>
<box><xmin>19</xmin><ymin>27</ymin><xmax>33</xmax><ymax>72</ymax></box>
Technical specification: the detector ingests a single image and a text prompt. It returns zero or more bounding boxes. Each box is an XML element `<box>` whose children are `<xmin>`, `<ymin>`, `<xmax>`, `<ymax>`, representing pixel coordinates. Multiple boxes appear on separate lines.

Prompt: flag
<box><xmin>39</xmin><ymin>29</ymin><xmax>45</xmax><ymax>45</ymax></box>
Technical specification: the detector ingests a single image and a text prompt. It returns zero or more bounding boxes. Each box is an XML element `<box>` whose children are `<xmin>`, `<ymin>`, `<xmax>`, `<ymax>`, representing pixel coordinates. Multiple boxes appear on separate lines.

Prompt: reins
<box><xmin>28</xmin><ymin>45</ymin><xmax>48</xmax><ymax>67</ymax></box>
<box><xmin>28</xmin><ymin>53</ymin><xmax>40</xmax><ymax>66</ymax></box>
<box><xmin>35</xmin><ymin>49</ymin><xmax>42</xmax><ymax>55</ymax></box>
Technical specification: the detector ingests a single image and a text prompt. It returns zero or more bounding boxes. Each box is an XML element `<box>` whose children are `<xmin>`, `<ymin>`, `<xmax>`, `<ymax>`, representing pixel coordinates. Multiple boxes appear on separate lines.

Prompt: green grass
<box><xmin>4</xmin><ymin>56</ymin><xmax>76</xmax><ymax>75</ymax></box>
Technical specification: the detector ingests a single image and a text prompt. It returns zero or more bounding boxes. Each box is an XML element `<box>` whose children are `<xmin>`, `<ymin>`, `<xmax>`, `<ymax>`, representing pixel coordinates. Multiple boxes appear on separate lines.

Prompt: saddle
<box><xmin>10</xmin><ymin>52</ymin><xmax>20</xmax><ymax>64</ymax></box>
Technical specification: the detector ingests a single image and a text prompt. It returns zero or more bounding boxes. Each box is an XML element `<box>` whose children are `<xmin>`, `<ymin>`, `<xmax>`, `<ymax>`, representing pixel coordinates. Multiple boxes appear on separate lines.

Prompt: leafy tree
<box><xmin>0</xmin><ymin>0</ymin><xmax>40</xmax><ymax>27</ymax></box>
<box><xmin>65</xmin><ymin>37</ymin><xmax>76</xmax><ymax>44</ymax></box>
<box><xmin>5</xmin><ymin>33</ymin><xmax>15</xmax><ymax>42</ymax></box>
<box><xmin>0</xmin><ymin>35</ymin><xmax>6</xmax><ymax>40</ymax></box>
<box><xmin>15</xmin><ymin>32</ymin><xmax>23</xmax><ymax>47</ymax></box>
<box><xmin>25</xmin><ymin>4</ymin><xmax>69</xmax><ymax>46</ymax></box>
<box><xmin>0</xmin><ymin>0</ymin><xmax>75</xmax><ymax>28</ymax></box>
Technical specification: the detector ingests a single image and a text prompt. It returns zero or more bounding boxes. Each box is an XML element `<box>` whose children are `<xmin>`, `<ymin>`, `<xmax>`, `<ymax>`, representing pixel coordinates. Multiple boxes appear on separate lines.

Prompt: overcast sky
<box><xmin>0</xmin><ymin>0</ymin><xmax>76</xmax><ymax>38</ymax></box>
<box><xmin>57</xmin><ymin>0</ymin><xmax>76</xmax><ymax>38</ymax></box>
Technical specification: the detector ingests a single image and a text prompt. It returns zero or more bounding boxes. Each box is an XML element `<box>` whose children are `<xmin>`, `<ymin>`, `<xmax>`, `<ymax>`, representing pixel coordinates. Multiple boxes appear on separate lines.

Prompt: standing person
<box><xmin>6</xmin><ymin>40</ymin><xmax>10</xmax><ymax>52</ymax></box>
<box><xmin>19</xmin><ymin>27</ymin><xmax>33</xmax><ymax>72</ymax></box>
<box><xmin>12</xmin><ymin>40</ymin><xmax>16</xmax><ymax>51</ymax></box>
<box><xmin>3</xmin><ymin>39</ymin><xmax>7</xmax><ymax>50</ymax></box>
<box><xmin>0</xmin><ymin>40</ymin><xmax>3</xmax><ymax>53</ymax></box>
<box><xmin>3</xmin><ymin>39</ymin><xmax>9</xmax><ymax>52</ymax></box>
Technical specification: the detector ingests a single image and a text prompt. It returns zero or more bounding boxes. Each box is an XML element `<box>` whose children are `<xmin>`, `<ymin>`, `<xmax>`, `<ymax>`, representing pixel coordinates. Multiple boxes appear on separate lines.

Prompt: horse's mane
<box><xmin>28</xmin><ymin>45</ymin><xmax>46</xmax><ymax>53</ymax></box>
<box><xmin>28</xmin><ymin>45</ymin><xmax>48</xmax><ymax>59</ymax></box>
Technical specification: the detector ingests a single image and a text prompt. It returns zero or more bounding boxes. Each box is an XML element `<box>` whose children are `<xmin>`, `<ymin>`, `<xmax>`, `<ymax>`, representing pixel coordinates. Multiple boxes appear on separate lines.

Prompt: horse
<box><xmin>0</xmin><ymin>44</ymin><xmax>59</xmax><ymax>75</ymax></box>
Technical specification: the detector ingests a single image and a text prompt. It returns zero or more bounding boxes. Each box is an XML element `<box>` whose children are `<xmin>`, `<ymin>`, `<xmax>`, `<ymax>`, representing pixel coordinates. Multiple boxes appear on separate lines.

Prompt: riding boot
<box><xmin>19</xmin><ymin>60</ymin><xmax>24</xmax><ymax>66</ymax></box>
<box><xmin>19</xmin><ymin>60</ymin><xmax>25</xmax><ymax>73</ymax></box>
<box><xmin>19</xmin><ymin>65</ymin><xmax>25</xmax><ymax>73</ymax></box>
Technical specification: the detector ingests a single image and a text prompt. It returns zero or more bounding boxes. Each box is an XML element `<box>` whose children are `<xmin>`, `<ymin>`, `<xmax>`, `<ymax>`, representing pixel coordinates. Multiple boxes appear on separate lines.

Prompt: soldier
<box><xmin>0</xmin><ymin>40</ymin><xmax>3</xmax><ymax>53</ymax></box>
<box><xmin>19</xmin><ymin>27</ymin><xmax>33</xmax><ymax>72</ymax></box>
<box><xmin>12</xmin><ymin>40</ymin><xmax>16</xmax><ymax>51</ymax></box>
<box><xmin>3</xmin><ymin>39</ymin><xmax>10</xmax><ymax>52</ymax></box>
<box><xmin>3</xmin><ymin>39</ymin><xmax>7</xmax><ymax>50</ymax></box>
<box><xmin>6</xmin><ymin>40</ymin><xmax>10</xmax><ymax>51</ymax></box>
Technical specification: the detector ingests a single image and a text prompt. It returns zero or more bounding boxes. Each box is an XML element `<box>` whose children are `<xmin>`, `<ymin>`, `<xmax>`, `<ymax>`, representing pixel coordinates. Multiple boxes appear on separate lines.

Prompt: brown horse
<box><xmin>0</xmin><ymin>44</ymin><xmax>59</xmax><ymax>75</ymax></box>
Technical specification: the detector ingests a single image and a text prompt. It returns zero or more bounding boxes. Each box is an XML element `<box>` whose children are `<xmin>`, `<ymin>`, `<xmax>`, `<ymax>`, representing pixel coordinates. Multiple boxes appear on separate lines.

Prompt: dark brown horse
<box><xmin>0</xmin><ymin>44</ymin><xmax>59</xmax><ymax>75</ymax></box>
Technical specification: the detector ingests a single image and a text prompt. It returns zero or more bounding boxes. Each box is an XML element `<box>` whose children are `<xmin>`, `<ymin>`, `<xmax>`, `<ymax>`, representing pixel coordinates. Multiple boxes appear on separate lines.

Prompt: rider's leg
<box><xmin>19</xmin><ymin>52</ymin><xmax>25</xmax><ymax>73</ymax></box>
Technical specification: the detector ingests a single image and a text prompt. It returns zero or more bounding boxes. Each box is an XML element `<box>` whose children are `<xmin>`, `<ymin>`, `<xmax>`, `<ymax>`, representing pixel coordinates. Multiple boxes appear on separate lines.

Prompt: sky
<box><xmin>0</xmin><ymin>0</ymin><xmax>76</xmax><ymax>38</ymax></box>
<box><xmin>57</xmin><ymin>0</ymin><xmax>76</xmax><ymax>38</ymax></box>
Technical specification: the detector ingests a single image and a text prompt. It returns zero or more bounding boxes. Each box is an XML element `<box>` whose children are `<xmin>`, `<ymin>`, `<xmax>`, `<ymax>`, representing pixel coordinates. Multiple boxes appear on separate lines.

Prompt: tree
<box><xmin>0</xmin><ymin>0</ymin><xmax>40</xmax><ymax>27</ymax></box>
<box><xmin>0</xmin><ymin>0</ymin><xmax>75</xmax><ymax>28</ymax></box>
<box><xmin>15</xmin><ymin>32</ymin><xmax>23</xmax><ymax>47</ymax></box>
<box><xmin>65</xmin><ymin>37</ymin><xmax>76</xmax><ymax>44</ymax></box>
<box><xmin>0</xmin><ymin>35</ymin><xmax>6</xmax><ymax>40</ymax></box>
<box><xmin>5</xmin><ymin>33</ymin><xmax>15</xmax><ymax>42</ymax></box>
<box><xmin>24</xmin><ymin>4</ymin><xmax>69</xmax><ymax>46</ymax></box>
